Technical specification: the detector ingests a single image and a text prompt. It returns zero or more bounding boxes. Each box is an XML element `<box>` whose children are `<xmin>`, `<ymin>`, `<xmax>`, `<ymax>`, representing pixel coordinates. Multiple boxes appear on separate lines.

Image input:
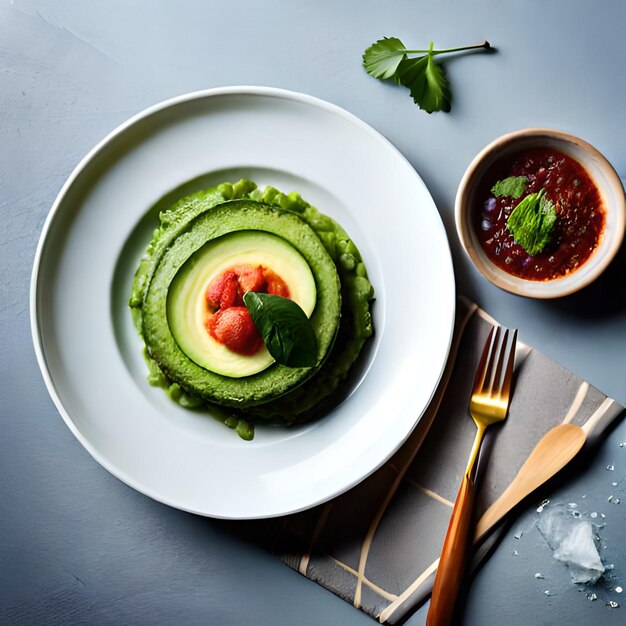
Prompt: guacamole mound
<box><xmin>142</xmin><ymin>201</ymin><xmax>341</xmax><ymax>405</ymax></box>
<box><xmin>130</xmin><ymin>179</ymin><xmax>374</xmax><ymax>439</ymax></box>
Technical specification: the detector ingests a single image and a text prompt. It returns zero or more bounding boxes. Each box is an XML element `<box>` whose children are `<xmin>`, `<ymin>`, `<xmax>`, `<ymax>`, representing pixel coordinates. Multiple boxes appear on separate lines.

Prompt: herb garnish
<box><xmin>362</xmin><ymin>37</ymin><xmax>491</xmax><ymax>113</ymax></box>
<box><xmin>491</xmin><ymin>176</ymin><xmax>528</xmax><ymax>199</ymax></box>
<box><xmin>506</xmin><ymin>188</ymin><xmax>557</xmax><ymax>255</ymax></box>
<box><xmin>243</xmin><ymin>292</ymin><xmax>317</xmax><ymax>368</ymax></box>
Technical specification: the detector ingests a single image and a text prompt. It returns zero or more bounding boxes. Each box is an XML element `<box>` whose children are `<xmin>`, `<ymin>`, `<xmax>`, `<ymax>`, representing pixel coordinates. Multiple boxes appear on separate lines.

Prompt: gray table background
<box><xmin>2</xmin><ymin>0</ymin><xmax>625</xmax><ymax>624</ymax></box>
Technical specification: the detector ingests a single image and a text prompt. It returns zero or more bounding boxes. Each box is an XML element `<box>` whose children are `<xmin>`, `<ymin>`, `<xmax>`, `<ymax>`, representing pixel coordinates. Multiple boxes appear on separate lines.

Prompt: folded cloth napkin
<box><xmin>250</xmin><ymin>298</ymin><xmax>623</xmax><ymax>624</ymax></box>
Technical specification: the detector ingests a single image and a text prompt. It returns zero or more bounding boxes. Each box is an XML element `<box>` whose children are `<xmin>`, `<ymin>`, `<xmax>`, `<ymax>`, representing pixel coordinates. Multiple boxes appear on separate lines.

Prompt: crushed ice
<box><xmin>528</xmin><ymin>442</ymin><xmax>625</xmax><ymax>607</ymax></box>
<box><xmin>536</xmin><ymin>498</ymin><xmax>550</xmax><ymax>513</ymax></box>
<box><xmin>536</xmin><ymin>504</ymin><xmax>605</xmax><ymax>584</ymax></box>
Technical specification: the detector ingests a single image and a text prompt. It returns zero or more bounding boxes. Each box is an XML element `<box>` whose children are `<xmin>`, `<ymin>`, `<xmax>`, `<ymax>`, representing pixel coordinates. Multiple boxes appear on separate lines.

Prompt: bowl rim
<box><xmin>455</xmin><ymin>127</ymin><xmax>626</xmax><ymax>298</ymax></box>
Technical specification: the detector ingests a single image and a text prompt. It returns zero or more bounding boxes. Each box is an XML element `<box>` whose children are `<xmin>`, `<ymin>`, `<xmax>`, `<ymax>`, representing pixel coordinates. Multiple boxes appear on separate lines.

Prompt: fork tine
<box><xmin>472</xmin><ymin>326</ymin><xmax>496</xmax><ymax>395</ymax></box>
<box><xmin>497</xmin><ymin>329</ymin><xmax>518</xmax><ymax>404</ymax></box>
<box><xmin>479</xmin><ymin>326</ymin><xmax>502</xmax><ymax>395</ymax></box>
<box><xmin>486</xmin><ymin>329</ymin><xmax>509</xmax><ymax>398</ymax></box>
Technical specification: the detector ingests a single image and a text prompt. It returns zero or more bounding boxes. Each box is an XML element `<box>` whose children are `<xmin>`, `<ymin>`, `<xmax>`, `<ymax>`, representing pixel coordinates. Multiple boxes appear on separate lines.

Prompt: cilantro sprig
<box><xmin>363</xmin><ymin>37</ymin><xmax>491</xmax><ymax>113</ymax></box>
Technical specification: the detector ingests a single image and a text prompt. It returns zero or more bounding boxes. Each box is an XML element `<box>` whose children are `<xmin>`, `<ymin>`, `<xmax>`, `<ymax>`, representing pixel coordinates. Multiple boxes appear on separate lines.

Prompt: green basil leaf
<box><xmin>491</xmin><ymin>176</ymin><xmax>528</xmax><ymax>199</ymax></box>
<box><xmin>243</xmin><ymin>292</ymin><xmax>317</xmax><ymax>368</ymax></box>
<box><xmin>506</xmin><ymin>188</ymin><xmax>557</xmax><ymax>255</ymax></box>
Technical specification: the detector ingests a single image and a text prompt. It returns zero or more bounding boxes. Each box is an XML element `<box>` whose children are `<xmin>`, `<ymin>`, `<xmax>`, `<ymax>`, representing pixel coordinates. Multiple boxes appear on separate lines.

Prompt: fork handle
<box><xmin>427</xmin><ymin>472</ymin><xmax>476</xmax><ymax>626</ymax></box>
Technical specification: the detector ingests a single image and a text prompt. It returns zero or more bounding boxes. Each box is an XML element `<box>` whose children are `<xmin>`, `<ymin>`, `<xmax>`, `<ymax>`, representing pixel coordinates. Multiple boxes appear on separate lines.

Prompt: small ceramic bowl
<box><xmin>455</xmin><ymin>128</ymin><xmax>625</xmax><ymax>298</ymax></box>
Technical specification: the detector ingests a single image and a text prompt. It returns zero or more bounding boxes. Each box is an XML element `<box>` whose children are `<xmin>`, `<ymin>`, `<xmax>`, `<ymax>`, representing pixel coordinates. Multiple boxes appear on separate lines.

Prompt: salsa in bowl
<box><xmin>455</xmin><ymin>129</ymin><xmax>625</xmax><ymax>298</ymax></box>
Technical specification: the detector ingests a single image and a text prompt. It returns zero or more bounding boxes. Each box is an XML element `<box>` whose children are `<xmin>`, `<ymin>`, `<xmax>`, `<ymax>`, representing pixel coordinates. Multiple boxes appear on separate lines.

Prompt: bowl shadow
<box><xmin>538</xmin><ymin>238</ymin><xmax>626</xmax><ymax>320</ymax></box>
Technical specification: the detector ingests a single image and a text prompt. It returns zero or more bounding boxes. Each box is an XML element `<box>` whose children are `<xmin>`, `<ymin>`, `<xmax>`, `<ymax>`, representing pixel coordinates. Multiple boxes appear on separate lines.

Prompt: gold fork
<box><xmin>427</xmin><ymin>326</ymin><xmax>518</xmax><ymax>626</ymax></box>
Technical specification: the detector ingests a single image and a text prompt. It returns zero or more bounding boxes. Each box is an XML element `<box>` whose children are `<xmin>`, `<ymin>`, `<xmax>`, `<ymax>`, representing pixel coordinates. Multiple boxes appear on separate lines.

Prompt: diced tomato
<box><xmin>265</xmin><ymin>268</ymin><xmax>290</xmax><ymax>298</ymax></box>
<box><xmin>206</xmin><ymin>307</ymin><xmax>263</xmax><ymax>355</ymax></box>
<box><xmin>204</xmin><ymin>263</ymin><xmax>291</xmax><ymax>355</ymax></box>
<box><xmin>234</xmin><ymin>264</ymin><xmax>266</xmax><ymax>296</ymax></box>
<box><xmin>205</xmin><ymin>270</ymin><xmax>241</xmax><ymax>309</ymax></box>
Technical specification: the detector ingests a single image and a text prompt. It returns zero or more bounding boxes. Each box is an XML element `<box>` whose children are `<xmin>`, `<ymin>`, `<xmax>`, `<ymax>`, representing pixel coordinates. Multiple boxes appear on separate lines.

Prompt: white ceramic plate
<box><xmin>31</xmin><ymin>87</ymin><xmax>455</xmax><ymax>519</ymax></box>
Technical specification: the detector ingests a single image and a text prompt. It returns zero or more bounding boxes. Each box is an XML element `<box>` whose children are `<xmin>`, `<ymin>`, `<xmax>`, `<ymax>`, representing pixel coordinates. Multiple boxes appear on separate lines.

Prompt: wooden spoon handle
<box><xmin>426</xmin><ymin>473</ymin><xmax>475</xmax><ymax>626</ymax></box>
<box><xmin>474</xmin><ymin>423</ymin><xmax>586</xmax><ymax>543</ymax></box>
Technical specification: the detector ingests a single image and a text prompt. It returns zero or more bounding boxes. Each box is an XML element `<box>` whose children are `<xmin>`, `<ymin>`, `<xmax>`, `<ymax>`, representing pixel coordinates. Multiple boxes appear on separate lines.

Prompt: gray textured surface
<box><xmin>1</xmin><ymin>0</ymin><xmax>625</xmax><ymax>624</ymax></box>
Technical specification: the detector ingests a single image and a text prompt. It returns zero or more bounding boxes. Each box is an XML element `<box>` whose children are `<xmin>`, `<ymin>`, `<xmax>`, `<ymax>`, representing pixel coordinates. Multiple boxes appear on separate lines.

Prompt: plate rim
<box><xmin>30</xmin><ymin>85</ymin><xmax>456</xmax><ymax>519</ymax></box>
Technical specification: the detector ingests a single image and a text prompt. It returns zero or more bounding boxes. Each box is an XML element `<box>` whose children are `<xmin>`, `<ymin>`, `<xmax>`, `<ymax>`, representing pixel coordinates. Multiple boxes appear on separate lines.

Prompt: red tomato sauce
<box><xmin>205</xmin><ymin>264</ymin><xmax>289</xmax><ymax>355</ymax></box>
<box><xmin>475</xmin><ymin>148</ymin><xmax>605</xmax><ymax>280</ymax></box>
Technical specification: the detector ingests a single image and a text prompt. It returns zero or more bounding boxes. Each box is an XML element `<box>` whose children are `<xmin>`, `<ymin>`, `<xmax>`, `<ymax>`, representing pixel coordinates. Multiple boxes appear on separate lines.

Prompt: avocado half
<box><xmin>130</xmin><ymin>179</ymin><xmax>375</xmax><ymax>427</ymax></box>
<box><xmin>168</xmin><ymin>230</ymin><xmax>319</xmax><ymax>378</ymax></box>
<box><xmin>141</xmin><ymin>200</ymin><xmax>342</xmax><ymax>407</ymax></box>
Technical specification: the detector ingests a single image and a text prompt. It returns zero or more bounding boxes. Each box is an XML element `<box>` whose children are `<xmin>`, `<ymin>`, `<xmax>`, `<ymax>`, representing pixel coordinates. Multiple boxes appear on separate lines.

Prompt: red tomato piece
<box><xmin>234</xmin><ymin>265</ymin><xmax>267</xmax><ymax>296</ymax></box>
<box><xmin>264</xmin><ymin>268</ymin><xmax>290</xmax><ymax>298</ymax></box>
<box><xmin>206</xmin><ymin>307</ymin><xmax>263</xmax><ymax>355</ymax></box>
<box><xmin>205</xmin><ymin>270</ymin><xmax>241</xmax><ymax>309</ymax></box>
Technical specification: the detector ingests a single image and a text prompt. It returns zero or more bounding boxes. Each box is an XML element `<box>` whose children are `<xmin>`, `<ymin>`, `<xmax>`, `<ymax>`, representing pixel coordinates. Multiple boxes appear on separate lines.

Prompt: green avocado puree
<box><xmin>130</xmin><ymin>179</ymin><xmax>374</xmax><ymax>439</ymax></box>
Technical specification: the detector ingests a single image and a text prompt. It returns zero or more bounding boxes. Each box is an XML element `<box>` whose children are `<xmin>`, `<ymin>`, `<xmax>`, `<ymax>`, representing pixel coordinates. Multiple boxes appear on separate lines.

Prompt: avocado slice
<box><xmin>167</xmin><ymin>230</ymin><xmax>317</xmax><ymax>378</ymax></box>
<box><xmin>142</xmin><ymin>200</ymin><xmax>342</xmax><ymax>408</ymax></box>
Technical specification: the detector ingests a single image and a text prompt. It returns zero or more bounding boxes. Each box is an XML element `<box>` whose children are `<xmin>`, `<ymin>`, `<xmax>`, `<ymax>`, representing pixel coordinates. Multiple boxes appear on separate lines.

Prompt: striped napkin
<box><xmin>249</xmin><ymin>298</ymin><xmax>623</xmax><ymax>624</ymax></box>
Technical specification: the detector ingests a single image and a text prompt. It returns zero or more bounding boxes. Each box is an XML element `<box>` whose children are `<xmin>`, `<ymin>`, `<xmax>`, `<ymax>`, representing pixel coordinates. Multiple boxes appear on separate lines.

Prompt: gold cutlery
<box><xmin>427</xmin><ymin>326</ymin><xmax>517</xmax><ymax>626</ymax></box>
